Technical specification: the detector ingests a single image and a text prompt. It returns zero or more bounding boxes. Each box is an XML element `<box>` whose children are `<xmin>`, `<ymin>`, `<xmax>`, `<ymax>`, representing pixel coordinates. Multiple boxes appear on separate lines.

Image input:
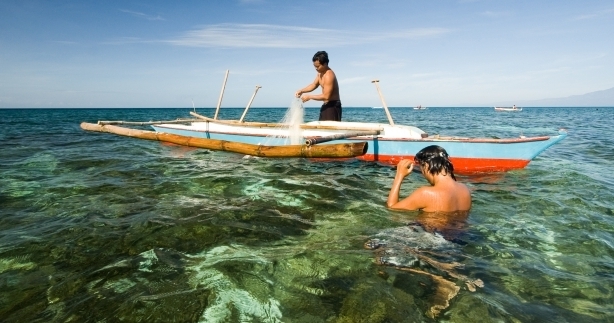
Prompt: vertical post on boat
<box><xmin>213</xmin><ymin>69</ymin><xmax>229</xmax><ymax>120</ymax></box>
<box><xmin>371</xmin><ymin>79</ymin><xmax>395</xmax><ymax>126</ymax></box>
<box><xmin>239</xmin><ymin>85</ymin><xmax>262</xmax><ymax>123</ymax></box>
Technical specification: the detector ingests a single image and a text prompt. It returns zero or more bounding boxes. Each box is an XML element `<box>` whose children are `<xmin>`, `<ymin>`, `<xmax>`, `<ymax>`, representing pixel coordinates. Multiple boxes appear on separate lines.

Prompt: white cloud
<box><xmin>52</xmin><ymin>40</ymin><xmax>78</xmax><ymax>45</ymax></box>
<box><xmin>339</xmin><ymin>76</ymin><xmax>368</xmax><ymax>84</ymax></box>
<box><xmin>480</xmin><ymin>11</ymin><xmax>511</xmax><ymax>18</ymax></box>
<box><xmin>166</xmin><ymin>24</ymin><xmax>450</xmax><ymax>49</ymax></box>
<box><xmin>572</xmin><ymin>7</ymin><xmax>614</xmax><ymax>20</ymax></box>
<box><xmin>119</xmin><ymin>9</ymin><xmax>164</xmax><ymax>21</ymax></box>
<box><xmin>526</xmin><ymin>67</ymin><xmax>571</xmax><ymax>76</ymax></box>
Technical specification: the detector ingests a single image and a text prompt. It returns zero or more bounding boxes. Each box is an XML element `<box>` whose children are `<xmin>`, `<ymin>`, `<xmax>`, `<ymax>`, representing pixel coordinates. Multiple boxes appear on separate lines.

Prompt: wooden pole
<box><xmin>98</xmin><ymin>119</ymin><xmax>198</xmax><ymax>126</ymax></box>
<box><xmin>190</xmin><ymin>111</ymin><xmax>208</xmax><ymax>120</ymax></box>
<box><xmin>305</xmin><ymin>130</ymin><xmax>380</xmax><ymax>146</ymax></box>
<box><xmin>371</xmin><ymin>79</ymin><xmax>395</xmax><ymax>126</ymax></box>
<box><xmin>239</xmin><ymin>85</ymin><xmax>261</xmax><ymax>123</ymax></box>
<box><xmin>80</xmin><ymin>122</ymin><xmax>368</xmax><ymax>158</ymax></box>
<box><xmin>213</xmin><ymin>69</ymin><xmax>229</xmax><ymax>120</ymax></box>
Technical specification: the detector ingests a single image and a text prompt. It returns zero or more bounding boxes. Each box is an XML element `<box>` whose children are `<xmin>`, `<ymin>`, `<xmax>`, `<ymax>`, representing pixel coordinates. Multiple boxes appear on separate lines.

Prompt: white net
<box><xmin>264</xmin><ymin>98</ymin><xmax>304</xmax><ymax>145</ymax></box>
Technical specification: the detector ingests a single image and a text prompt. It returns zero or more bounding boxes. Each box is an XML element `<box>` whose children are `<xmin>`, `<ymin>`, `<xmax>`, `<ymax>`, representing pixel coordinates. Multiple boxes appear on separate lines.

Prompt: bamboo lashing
<box><xmin>213</xmin><ymin>69</ymin><xmax>229</xmax><ymax>120</ymax></box>
<box><xmin>305</xmin><ymin>130</ymin><xmax>380</xmax><ymax>146</ymax></box>
<box><xmin>371</xmin><ymin>80</ymin><xmax>395</xmax><ymax>126</ymax></box>
<box><xmin>239</xmin><ymin>85</ymin><xmax>261</xmax><ymax>123</ymax></box>
<box><xmin>80</xmin><ymin>122</ymin><xmax>368</xmax><ymax>158</ymax></box>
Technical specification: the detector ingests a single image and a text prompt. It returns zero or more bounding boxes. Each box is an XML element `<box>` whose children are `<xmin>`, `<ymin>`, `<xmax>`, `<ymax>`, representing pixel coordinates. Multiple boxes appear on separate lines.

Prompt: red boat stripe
<box><xmin>356</xmin><ymin>154</ymin><xmax>530</xmax><ymax>174</ymax></box>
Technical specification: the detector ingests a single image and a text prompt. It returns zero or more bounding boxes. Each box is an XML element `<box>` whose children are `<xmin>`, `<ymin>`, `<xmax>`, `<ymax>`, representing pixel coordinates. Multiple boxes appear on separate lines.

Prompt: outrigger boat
<box><xmin>151</xmin><ymin>115</ymin><xmax>566</xmax><ymax>173</ymax></box>
<box><xmin>81</xmin><ymin>74</ymin><xmax>566</xmax><ymax>173</ymax></box>
<box><xmin>151</xmin><ymin>79</ymin><xmax>565</xmax><ymax>173</ymax></box>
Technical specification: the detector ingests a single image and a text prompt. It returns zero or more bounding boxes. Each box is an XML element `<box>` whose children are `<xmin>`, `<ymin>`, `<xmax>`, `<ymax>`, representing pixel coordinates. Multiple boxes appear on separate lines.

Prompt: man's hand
<box><xmin>396</xmin><ymin>159</ymin><xmax>414</xmax><ymax>178</ymax></box>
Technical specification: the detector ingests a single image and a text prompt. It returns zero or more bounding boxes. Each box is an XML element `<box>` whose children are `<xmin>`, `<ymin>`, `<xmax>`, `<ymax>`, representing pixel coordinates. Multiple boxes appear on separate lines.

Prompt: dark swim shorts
<box><xmin>319</xmin><ymin>100</ymin><xmax>342</xmax><ymax>121</ymax></box>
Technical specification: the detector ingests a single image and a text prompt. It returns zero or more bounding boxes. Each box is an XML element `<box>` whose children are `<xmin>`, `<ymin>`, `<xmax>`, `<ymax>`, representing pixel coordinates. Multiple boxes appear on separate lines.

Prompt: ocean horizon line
<box><xmin>1</xmin><ymin>106</ymin><xmax>613</xmax><ymax>110</ymax></box>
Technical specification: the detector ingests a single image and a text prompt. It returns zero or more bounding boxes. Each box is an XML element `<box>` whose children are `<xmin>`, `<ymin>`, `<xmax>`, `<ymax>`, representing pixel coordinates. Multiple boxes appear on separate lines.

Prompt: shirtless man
<box><xmin>376</xmin><ymin>145</ymin><xmax>479</xmax><ymax>317</ymax></box>
<box><xmin>295</xmin><ymin>51</ymin><xmax>342</xmax><ymax>121</ymax></box>
<box><xmin>387</xmin><ymin>145</ymin><xmax>471</xmax><ymax>212</ymax></box>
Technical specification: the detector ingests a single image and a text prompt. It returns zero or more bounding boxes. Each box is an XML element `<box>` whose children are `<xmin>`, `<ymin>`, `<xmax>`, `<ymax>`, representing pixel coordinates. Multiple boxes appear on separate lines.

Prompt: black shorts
<box><xmin>319</xmin><ymin>100</ymin><xmax>342</xmax><ymax>121</ymax></box>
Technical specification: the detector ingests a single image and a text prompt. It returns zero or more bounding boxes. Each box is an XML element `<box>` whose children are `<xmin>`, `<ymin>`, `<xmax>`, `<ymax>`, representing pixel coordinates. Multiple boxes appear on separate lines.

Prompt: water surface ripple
<box><xmin>1</xmin><ymin>107</ymin><xmax>613</xmax><ymax>322</ymax></box>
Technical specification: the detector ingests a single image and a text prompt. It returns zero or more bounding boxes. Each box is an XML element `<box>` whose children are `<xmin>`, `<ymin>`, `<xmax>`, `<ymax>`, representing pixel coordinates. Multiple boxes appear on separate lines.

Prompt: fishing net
<box><xmin>264</xmin><ymin>98</ymin><xmax>304</xmax><ymax>145</ymax></box>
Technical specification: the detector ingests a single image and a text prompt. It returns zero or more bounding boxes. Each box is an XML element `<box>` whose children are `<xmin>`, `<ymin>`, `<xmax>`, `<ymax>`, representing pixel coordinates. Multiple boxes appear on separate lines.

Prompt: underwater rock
<box><xmin>336</xmin><ymin>277</ymin><xmax>423</xmax><ymax>323</ymax></box>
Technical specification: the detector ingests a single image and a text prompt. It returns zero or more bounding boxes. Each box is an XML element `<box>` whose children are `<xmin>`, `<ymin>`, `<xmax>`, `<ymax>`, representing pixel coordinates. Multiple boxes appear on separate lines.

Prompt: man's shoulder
<box><xmin>455</xmin><ymin>182</ymin><xmax>471</xmax><ymax>192</ymax></box>
<box><xmin>323</xmin><ymin>68</ymin><xmax>337</xmax><ymax>79</ymax></box>
<box><xmin>414</xmin><ymin>186</ymin><xmax>436</xmax><ymax>196</ymax></box>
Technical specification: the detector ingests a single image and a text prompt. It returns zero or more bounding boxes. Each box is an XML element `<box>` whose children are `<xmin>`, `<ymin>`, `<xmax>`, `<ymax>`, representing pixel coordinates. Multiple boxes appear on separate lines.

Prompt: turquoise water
<box><xmin>1</xmin><ymin>107</ymin><xmax>613</xmax><ymax>322</ymax></box>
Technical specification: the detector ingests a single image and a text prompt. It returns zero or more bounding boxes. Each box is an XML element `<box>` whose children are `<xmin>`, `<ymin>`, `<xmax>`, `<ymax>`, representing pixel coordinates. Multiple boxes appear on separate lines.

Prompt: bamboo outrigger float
<box><xmin>80</xmin><ymin>122</ymin><xmax>368</xmax><ymax>158</ymax></box>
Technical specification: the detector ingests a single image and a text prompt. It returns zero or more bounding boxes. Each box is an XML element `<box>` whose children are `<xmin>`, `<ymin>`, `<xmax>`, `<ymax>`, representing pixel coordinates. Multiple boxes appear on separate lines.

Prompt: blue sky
<box><xmin>1</xmin><ymin>0</ymin><xmax>613</xmax><ymax>108</ymax></box>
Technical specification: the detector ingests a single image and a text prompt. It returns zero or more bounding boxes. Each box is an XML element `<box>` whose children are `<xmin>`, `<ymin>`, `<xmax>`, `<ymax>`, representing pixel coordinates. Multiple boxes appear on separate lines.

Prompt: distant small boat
<box><xmin>372</xmin><ymin>106</ymin><xmax>383</xmax><ymax>109</ymax></box>
<box><xmin>414</xmin><ymin>105</ymin><xmax>427</xmax><ymax>110</ymax></box>
<box><xmin>494</xmin><ymin>106</ymin><xmax>522</xmax><ymax>112</ymax></box>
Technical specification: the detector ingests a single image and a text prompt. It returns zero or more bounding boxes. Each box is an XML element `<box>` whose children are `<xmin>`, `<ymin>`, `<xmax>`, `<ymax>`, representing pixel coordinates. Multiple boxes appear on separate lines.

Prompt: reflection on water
<box><xmin>1</xmin><ymin>107</ymin><xmax>613</xmax><ymax>322</ymax></box>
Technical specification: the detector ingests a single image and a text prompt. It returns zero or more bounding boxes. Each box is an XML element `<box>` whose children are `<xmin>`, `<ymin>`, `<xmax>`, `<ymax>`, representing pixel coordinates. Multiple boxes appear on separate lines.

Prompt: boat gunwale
<box><xmin>152</xmin><ymin>124</ymin><xmax>558</xmax><ymax>144</ymax></box>
<box><xmin>188</xmin><ymin>113</ymin><xmax>387</xmax><ymax>131</ymax></box>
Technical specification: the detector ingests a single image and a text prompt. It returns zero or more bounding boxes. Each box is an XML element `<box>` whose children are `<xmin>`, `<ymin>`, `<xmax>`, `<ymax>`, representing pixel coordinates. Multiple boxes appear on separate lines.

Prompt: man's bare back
<box><xmin>387</xmin><ymin>146</ymin><xmax>472</xmax><ymax>212</ymax></box>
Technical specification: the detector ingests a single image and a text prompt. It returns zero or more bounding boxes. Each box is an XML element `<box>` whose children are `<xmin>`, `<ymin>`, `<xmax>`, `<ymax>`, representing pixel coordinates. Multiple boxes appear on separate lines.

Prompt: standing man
<box><xmin>295</xmin><ymin>51</ymin><xmax>342</xmax><ymax>121</ymax></box>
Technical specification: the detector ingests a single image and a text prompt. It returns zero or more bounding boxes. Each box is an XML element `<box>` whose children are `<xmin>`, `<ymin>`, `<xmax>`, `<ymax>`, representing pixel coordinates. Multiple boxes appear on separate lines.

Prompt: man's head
<box><xmin>414</xmin><ymin>145</ymin><xmax>456</xmax><ymax>180</ymax></box>
<box><xmin>312</xmin><ymin>51</ymin><xmax>329</xmax><ymax>65</ymax></box>
<box><xmin>312</xmin><ymin>51</ymin><xmax>329</xmax><ymax>73</ymax></box>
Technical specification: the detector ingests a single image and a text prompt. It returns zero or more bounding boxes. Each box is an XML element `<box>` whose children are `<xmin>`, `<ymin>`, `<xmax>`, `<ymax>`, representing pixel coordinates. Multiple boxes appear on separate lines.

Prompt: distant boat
<box><xmin>372</xmin><ymin>106</ymin><xmax>383</xmax><ymax>109</ymax></box>
<box><xmin>413</xmin><ymin>105</ymin><xmax>427</xmax><ymax>110</ymax></box>
<box><xmin>494</xmin><ymin>105</ymin><xmax>522</xmax><ymax>112</ymax></box>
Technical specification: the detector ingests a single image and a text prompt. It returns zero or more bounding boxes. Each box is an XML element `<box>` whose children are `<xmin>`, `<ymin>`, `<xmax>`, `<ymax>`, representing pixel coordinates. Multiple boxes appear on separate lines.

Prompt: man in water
<box><xmin>387</xmin><ymin>145</ymin><xmax>472</xmax><ymax>212</ymax></box>
<box><xmin>373</xmin><ymin>145</ymin><xmax>479</xmax><ymax>318</ymax></box>
<box><xmin>295</xmin><ymin>51</ymin><xmax>342</xmax><ymax>121</ymax></box>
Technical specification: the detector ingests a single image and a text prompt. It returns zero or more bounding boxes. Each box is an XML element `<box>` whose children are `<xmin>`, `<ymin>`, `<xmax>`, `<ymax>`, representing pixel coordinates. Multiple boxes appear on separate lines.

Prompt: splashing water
<box><xmin>264</xmin><ymin>99</ymin><xmax>304</xmax><ymax>145</ymax></box>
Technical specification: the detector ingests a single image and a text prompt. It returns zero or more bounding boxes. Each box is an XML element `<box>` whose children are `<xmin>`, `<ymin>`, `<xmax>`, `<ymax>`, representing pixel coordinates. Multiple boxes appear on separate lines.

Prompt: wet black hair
<box><xmin>414</xmin><ymin>145</ymin><xmax>456</xmax><ymax>181</ymax></box>
<box><xmin>312</xmin><ymin>51</ymin><xmax>329</xmax><ymax>65</ymax></box>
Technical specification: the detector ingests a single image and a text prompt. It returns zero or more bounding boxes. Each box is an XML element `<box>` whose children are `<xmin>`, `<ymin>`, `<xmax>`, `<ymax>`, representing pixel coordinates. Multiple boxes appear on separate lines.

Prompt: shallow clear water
<box><xmin>1</xmin><ymin>107</ymin><xmax>613</xmax><ymax>322</ymax></box>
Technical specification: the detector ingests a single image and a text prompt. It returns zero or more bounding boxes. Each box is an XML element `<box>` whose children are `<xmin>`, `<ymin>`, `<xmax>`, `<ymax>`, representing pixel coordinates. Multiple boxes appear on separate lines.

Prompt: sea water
<box><xmin>1</xmin><ymin>107</ymin><xmax>613</xmax><ymax>322</ymax></box>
